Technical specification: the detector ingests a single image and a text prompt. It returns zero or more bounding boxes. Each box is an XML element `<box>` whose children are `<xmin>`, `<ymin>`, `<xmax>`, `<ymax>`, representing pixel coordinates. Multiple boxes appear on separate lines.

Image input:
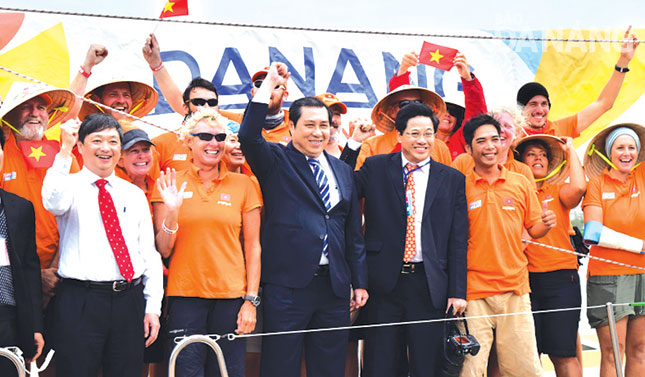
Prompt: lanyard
<box><xmin>402</xmin><ymin>160</ymin><xmax>431</xmax><ymax>185</ymax></box>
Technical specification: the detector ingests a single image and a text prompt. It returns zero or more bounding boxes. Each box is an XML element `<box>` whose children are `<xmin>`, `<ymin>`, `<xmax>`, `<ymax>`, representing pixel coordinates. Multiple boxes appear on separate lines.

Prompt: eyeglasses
<box><xmin>397</xmin><ymin>99</ymin><xmax>424</xmax><ymax>109</ymax></box>
<box><xmin>185</xmin><ymin>98</ymin><xmax>219</xmax><ymax>107</ymax></box>
<box><xmin>404</xmin><ymin>131</ymin><xmax>434</xmax><ymax>139</ymax></box>
<box><xmin>253</xmin><ymin>80</ymin><xmax>285</xmax><ymax>90</ymax></box>
<box><xmin>190</xmin><ymin>132</ymin><xmax>227</xmax><ymax>142</ymax></box>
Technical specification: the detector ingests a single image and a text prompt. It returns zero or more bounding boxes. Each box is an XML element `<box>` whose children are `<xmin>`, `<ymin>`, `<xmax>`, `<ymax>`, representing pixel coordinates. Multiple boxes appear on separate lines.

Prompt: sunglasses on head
<box><xmin>253</xmin><ymin>80</ymin><xmax>284</xmax><ymax>90</ymax></box>
<box><xmin>185</xmin><ymin>98</ymin><xmax>219</xmax><ymax>107</ymax></box>
<box><xmin>397</xmin><ymin>99</ymin><xmax>424</xmax><ymax>109</ymax></box>
<box><xmin>190</xmin><ymin>132</ymin><xmax>227</xmax><ymax>142</ymax></box>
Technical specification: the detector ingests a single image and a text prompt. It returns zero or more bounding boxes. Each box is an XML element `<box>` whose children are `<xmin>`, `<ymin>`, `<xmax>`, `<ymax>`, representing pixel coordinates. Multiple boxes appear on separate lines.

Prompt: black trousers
<box><xmin>364</xmin><ymin>265</ymin><xmax>444</xmax><ymax>377</ymax></box>
<box><xmin>0</xmin><ymin>305</ymin><xmax>19</xmax><ymax>377</ymax></box>
<box><xmin>55</xmin><ymin>279</ymin><xmax>145</xmax><ymax>377</ymax></box>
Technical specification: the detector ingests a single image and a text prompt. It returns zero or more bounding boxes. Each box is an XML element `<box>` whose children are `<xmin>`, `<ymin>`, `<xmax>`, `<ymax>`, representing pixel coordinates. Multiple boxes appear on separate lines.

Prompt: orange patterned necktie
<box><xmin>403</xmin><ymin>163</ymin><xmax>418</xmax><ymax>262</ymax></box>
<box><xmin>96</xmin><ymin>179</ymin><xmax>134</xmax><ymax>282</ymax></box>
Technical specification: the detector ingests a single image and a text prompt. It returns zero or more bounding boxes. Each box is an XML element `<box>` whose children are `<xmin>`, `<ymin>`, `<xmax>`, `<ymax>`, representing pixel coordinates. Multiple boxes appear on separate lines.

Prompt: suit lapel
<box><xmin>387</xmin><ymin>153</ymin><xmax>406</xmax><ymax>208</ymax></box>
<box><xmin>286</xmin><ymin>143</ymin><xmax>327</xmax><ymax>211</ymax></box>
<box><xmin>0</xmin><ymin>190</ymin><xmax>21</xmax><ymax>266</ymax></box>
<box><xmin>422</xmin><ymin>160</ymin><xmax>444</xmax><ymax>219</ymax></box>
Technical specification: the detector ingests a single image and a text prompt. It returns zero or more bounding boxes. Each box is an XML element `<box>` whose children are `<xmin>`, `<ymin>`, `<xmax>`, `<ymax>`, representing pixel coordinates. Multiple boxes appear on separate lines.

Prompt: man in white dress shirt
<box><xmin>42</xmin><ymin>113</ymin><xmax>163</xmax><ymax>377</ymax></box>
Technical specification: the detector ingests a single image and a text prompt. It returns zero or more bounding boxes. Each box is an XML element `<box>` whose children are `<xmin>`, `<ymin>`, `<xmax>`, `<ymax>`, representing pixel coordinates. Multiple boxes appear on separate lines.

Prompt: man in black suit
<box><xmin>239</xmin><ymin>63</ymin><xmax>368</xmax><ymax>377</ymax></box>
<box><xmin>354</xmin><ymin>102</ymin><xmax>468</xmax><ymax>376</ymax></box>
<box><xmin>0</xmin><ymin>129</ymin><xmax>44</xmax><ymax>376</ymax></box>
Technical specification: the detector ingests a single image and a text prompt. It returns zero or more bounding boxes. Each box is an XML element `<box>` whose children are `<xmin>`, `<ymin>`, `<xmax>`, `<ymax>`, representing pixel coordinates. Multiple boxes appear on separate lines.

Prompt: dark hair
<box><xmin>463</xmin><ymin>114</ymin><xmax>501</xmax><ymax>147</ymax></box>
<box><xmin>288</xmin><ymin>97</ymin><xmax>332</xmax><ymax>127</ymax></box>
<box><xmin>446</xmin><ymin>103</ymin><xmax>465</xmax><ymax>135</ymax></box>
<box><xmin>78</xmin><ymin>113</ymin><xmax>123</xmax><ymax>144</ymax></box>
<box><xmin>182</xmin><ymin>78</ymin><xmax>218</xmax><ymax>104</ymax></box>
<box><xmin>516</xmin><ymin>139</ymin><xmax>552</xmax><ymax>163</ymax></box>
<box><xmin>394</xmin><ymin>103</ymin><xmax>439</xmax><ymax>135</ymax></box>
<box><xmin>0</xmin><ymin>127</ymin><xmax>5</xmax><ymax>148</ymax></box>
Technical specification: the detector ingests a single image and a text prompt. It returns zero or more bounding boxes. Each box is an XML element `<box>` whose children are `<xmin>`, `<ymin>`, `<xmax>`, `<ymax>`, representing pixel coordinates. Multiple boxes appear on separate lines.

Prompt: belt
<box><xmin>401</xmin><ymin>262</ymin><xmax>424</xmax><ymax>274</ymax></box>
<box><xmin>63</xmin><ymin>277</ymin><xmax>143</xmax><ymax>292</ymax></box>
<box><xmin>314</xmin><ymin>264</ymin><xmax>330</xmax><ymax>277</ymax></box>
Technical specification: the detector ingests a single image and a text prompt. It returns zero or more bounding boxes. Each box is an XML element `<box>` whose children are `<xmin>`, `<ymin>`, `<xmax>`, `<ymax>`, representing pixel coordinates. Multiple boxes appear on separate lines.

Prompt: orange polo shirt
<box><xmin>151</xmin><ymin>163</ymin><xmax>262</xmax><ymax>298</ymax></box>
<box><xmin>355</xmin><ymin>129</ymin><xmax>452</xmax><ymax>170</ymax></box>
<box><xmin>152</xmin><ymin>132</ymin><xmax>192</xmax><ymax>172</ymax></box>
<box><xmin>582</xmin><ymin>165</ymin><xmax>645</xmax><ymax>276</ymax></box>
<box><xmin>1</xmin><ymin>132</ymin><xmax>80</xmax><ymax>268</ymax></box>
<box><xmin>526</xmin><ymin>182</ymin><xmax>577</xmax><ymax>272</ymax></box>
<box><xmin>523</xmin><ymin>115</ymin><xmax>578</xmax><ymax>138</ymax></box>
<box><xmin>465</xmin><ymin>166</ymin><xmax>542</xmax><ymax>300</ymax></box>
<box><xmin>451</xmin><ymin>150</ymin><xmax>536</xmax><ymax>190</ymax></box>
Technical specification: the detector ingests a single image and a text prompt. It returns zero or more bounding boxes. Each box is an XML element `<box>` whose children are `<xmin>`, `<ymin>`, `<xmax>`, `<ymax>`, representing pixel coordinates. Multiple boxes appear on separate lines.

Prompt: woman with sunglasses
<box><xmin>151</xmin><ymin>108</ymin><xmax>262</xmax><ymax>377</ymax></box>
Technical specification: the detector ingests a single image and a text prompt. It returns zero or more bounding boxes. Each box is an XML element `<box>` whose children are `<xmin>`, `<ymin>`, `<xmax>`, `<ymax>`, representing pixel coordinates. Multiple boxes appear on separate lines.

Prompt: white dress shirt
<box><xmin>401</xmin><ymin>154</ymin><xmax>431</xmax><ymax>263</ymax></box>
<box><xmin>42</xmin><ymin>155</ymin><xmax>163</xmax><ymax>315</ymax></box>
<box><xmin>308</xmin><ymin>154</ymin><xmax>340</xmax><ymax>265</ymax></box>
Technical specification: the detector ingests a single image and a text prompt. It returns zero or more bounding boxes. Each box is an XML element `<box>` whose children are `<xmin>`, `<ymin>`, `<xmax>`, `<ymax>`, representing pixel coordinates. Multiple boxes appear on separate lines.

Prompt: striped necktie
<box><xmin>308</xmin><ymin>158</ymin><xmax>330</xmax><ymax>256</ymax></box>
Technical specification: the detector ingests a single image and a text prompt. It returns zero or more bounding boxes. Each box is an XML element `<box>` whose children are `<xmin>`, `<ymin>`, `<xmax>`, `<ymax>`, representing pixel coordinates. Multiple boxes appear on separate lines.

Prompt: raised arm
<box><xmin>142</xmin><ymin>33</ymin><xmax>186</xmax><ymax>115</ymax></box>
<box><xmin>559</xmin><ymin>137</ymin><xmax>587</xmax><ymax>209</ymax></box>
<box><xmin>576</xmin><ymin>27</ymin><xmax>639</xmax><ymax>134</ymax></box>
<box><xmin>42</xmin><ymin>120</ymin><xmax>80</xmax><ymax>215</ymax></box>
<box><xmin>69</xmin><ymin>44</ymin><xmax>108</xmax><ymax>118</ymax></box>
<box><xmin>152</xmin><ymin>168</ymin><xmax>186</xmax><ymax>258</ymax></box>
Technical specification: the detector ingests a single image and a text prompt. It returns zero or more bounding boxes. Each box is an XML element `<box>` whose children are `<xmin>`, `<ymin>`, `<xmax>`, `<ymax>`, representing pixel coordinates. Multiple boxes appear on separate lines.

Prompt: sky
<box><xmin>6</xmin><ymin>0</ymin><xmax>645</xmax><ymax>32</ymax></box>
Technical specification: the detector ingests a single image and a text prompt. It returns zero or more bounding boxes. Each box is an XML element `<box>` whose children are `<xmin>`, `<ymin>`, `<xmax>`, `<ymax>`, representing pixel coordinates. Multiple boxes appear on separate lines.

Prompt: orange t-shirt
<box><xmin>451</xmin><ymin>150</ymin><xmax>536</xmax><ymax>190</ymax></box>
<box><xmin>355</xmin><ymin>129</ymin><xmax>452</xmax><ymax>170</ymax></box>
<box><xmin>1</xmin><ymin>132</ymin><xmax>80</xmax><ymax>268</ymax></box>
<box><xmin>152</xmin><ymin>132</ymin><xmax>192</xmax><ymax>172</ymax></box>
<box><xmin>526</xmin><ymin>182</ymin><xmax>577</xmax><ymax>272</ymax></box>
<box><xmin>465</xmin><ymin>166</ymin><xmax>542</xmax><ymax>300</ymax></box>
<box><xmin>151</xmin><ymin>163</ymin><xmax>262</xmax><ymax>298</ymax></box>
<box><xmin>523</xmin><ymin>115</ymin><xmax>579</xmax><ymax>138</ymax></box>
<box><xmin>582</xmin><ymin>165</ymin><xmax>645</xmax><ymax>276</ymax></box>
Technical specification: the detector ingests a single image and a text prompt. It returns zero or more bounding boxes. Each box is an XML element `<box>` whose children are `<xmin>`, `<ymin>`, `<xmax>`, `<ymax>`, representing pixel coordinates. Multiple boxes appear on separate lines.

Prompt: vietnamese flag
<box><xmin>418</xmin><ymin>41</ymin><xmax>459</xmax><ymax>71</ymax></box>
<box><xmin>18</xmin><ymin>140</ymin><xmax>59</xmax><ymax>168</ymax></box>
<box><xmin>159</xmin><ymin>0</ymin><xmax>189</xmax><ymax>18</ymax></box>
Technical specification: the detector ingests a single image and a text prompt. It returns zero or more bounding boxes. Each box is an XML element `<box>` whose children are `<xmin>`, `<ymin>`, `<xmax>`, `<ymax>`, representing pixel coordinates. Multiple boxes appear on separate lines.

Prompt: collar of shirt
<box><xmin>78</xmin><ymin>166</ymin><xmax>118</xmax><ymax>188</ymax></box>
<box><xmin>401</xmin><ymin>154</ymin><xmax>431</xmax><ymax>172</ymax></box>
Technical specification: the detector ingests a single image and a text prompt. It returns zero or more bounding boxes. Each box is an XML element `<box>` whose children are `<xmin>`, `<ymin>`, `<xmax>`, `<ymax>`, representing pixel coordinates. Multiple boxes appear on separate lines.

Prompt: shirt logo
<box><xmin>173</xmin><ymin>154</ymin><xmax>187</xmax><ymax>161</ymax></box>
<box><xmin>3</xmin><ymin>172</ymin><xmax>16</xmax><ymax>181</ymax></box>
<box><xmin>468</xmin><ymin>200</ymin><xmax>482</xmax><ymax>211</ymax></box>
<box><xmin>502</xmin><ymin>198</ymin><xmax>515</xmax><ymax>211</ymax></box>
<box><xmin>218</xmin><ymin>193</ymin><xmax>232</xmax><ymax>206</ymax></box>
<box><xmin>632</xmin><ymin>185</ymin><xmax>640</xmax><ymax>198</ymax></box>
<box><xmin>602</xmin><ymin>192</ymin><xmax>615</xmax><ymax>200</ymax></box>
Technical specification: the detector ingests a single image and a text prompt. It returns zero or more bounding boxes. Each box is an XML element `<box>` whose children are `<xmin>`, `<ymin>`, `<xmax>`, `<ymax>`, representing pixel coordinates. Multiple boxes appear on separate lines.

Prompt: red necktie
<box><xmin>403</xmin><ymin>163</ymin><xmax>417</xmax><ymax>262</ymax></box>
<box><xmin>95</xmin><ymin>179</ymin><xmax>134</xmax><ymax>282</ymax></box>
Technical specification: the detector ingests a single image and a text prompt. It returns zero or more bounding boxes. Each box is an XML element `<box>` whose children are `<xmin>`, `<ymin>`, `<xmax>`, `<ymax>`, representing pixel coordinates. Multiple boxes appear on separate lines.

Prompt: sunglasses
<box><xmin>397</xmin><ymin>99</ymin><xmax>424</xmax><ymax>109</ymax></box>
<box><xmin>190</xmin><ymin>132</ymin><xmax>227</xmax><ymax>142</ymax></box>
<box><xmin>253</xmin><ymin>80</ymin><xmax>284</xmax><ymax>90</ymax></box>
<box><xmin>185</xmin><ymin>98</ymin><xmax>219</xmax><ymax>107</ymax></box>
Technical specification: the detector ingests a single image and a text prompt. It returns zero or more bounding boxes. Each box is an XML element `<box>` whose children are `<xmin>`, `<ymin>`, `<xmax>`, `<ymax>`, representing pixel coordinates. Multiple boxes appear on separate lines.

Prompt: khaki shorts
<box><xmin>587</xmin><ymin>273</ymin><xmax>645</xmax><ymax>328</ymax></box>
<box><xmin>459</xmin><ymin>292</ymin><xmax>543</xmax><ymax>377</ymax></box>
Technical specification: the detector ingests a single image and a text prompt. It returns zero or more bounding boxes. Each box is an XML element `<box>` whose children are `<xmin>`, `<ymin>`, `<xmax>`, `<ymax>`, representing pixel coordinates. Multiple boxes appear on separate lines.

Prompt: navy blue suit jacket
<box><xmin>354</xmin><ymin>153</ymin><xmax>467</xmax><ymax>309</ymax></box>
<box><xmin>239</xmin><ymin>101</ymin><xmax>367</xmax><ymax>299</ymax></box>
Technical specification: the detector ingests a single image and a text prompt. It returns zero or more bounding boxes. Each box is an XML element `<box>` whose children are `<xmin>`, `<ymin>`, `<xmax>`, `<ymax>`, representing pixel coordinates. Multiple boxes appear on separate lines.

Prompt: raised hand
<box><xmin>142</xmin><ymin>33</ymin><xmax>162</xmax><ymax>68</ymax></box>
<box><xmin>156</xmin><ymin>168</ymin><xmax>187</xmax><ymax>213</ymax></box>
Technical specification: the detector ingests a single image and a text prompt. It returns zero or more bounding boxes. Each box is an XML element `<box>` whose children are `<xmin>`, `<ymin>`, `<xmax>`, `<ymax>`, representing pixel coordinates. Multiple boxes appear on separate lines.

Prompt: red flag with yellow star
<box><xmin>159</xmin><ymin>0</ymin><xmax>189</xmax><ymax>18</ymax></box>
<box><xmin>418</xmin><ymin>41</ymin><xmax>458</xmax><ymax>71</ymax></box>
<box><xmin>18</xmin><ymin>140</ymin><xmax>59</xmax><ymax>168</ymax></box>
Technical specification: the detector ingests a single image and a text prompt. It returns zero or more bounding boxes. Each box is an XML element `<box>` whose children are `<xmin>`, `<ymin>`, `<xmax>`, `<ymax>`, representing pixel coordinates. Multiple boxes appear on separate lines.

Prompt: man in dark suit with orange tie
<box><xmin>239</xmin><ymin>63</ymin><xmax>368</xmax><ymax>377</ymax></box>
<box><xmin>354</xmin><ymin>102</ymin><xmax>468</xmax><ymax>376</ymax></box>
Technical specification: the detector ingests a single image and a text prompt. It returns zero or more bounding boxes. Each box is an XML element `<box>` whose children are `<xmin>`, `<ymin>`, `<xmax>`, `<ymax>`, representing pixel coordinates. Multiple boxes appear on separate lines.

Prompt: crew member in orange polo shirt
<box><xmin>116</xmin><ymin>129</ymin><xmax>157</xmax><ymax>210</ymax></box>
<box><xmin>517</xmin><ymin>135</ymin><xmax>586</xmax><ymax>377</ymax></box>
<box><xmin>152</xmin><ymin>108</ymin><xmax>261</xmax><ymax>377</ymax></box>
<box><xmin>341</xmin><ymin>85</ymin><xmax>452</xmax><ymax>170</ymax></box>
<box><xmin>459</xmin><ymin>114</ymin><xmax>555</xmax><ymax>377</ymax></box>
<box><xmin>517</xmin><ymin>27</ymin><xmax>638</xmax><ymax>138</ymax></box>
<box><xmin>0</xmin><ymin>82</ymin><xmax>78</xmax><ymax>307</ymax></box>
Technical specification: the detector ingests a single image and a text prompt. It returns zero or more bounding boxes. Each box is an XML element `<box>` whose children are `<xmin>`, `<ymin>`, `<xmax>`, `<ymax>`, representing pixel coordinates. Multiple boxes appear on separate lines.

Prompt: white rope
<box><xmin>0</xmin><ymin>65</ymin><xmax>179</xmax><ymax>134</ymax></box>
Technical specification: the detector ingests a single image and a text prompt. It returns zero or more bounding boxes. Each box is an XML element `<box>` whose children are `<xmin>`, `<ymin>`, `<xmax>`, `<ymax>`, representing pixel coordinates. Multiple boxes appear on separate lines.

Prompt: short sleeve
<box><xmin>582</xmin><ymin>175</ymin><xmax>603</xmax><ymax>209</ymax></box>
<box><xmin>243</xmin><ymin>176</ymin><xmax>262</xmax><ymax>213</ymax></box>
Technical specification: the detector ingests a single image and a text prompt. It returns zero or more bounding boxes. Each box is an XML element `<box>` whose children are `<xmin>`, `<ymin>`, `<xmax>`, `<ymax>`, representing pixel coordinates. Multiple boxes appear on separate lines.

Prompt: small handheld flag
<box><xmin>159</xmin><ymin>0</ymin><xmax>189</xmax><ymax>18</ymax></box>
<box><xmin>19</xmin><ymin>140</ymin><xmax>59</xmax><ymax>168</ymax></box>
<box><xmin>418</xmin><ymin>41</ymin><xmax>459</xmax><ymax>71</ymax></box>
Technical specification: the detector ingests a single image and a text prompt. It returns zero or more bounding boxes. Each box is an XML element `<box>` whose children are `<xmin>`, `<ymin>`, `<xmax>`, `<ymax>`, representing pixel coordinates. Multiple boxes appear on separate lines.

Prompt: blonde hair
<box><xmin>180</xmin><ymin>108</ymin><xmax>230</xmax><ymax>142</ymax></box>
<box><xmin>489</xmin><ymin>106</ymin><xmax>527</xmax><ymax>148</ymax></box>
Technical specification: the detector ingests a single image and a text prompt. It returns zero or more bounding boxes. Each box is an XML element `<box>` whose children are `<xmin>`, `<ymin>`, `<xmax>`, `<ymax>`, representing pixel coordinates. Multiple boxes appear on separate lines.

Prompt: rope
<box><xmin>0</xmin><ymin>6</ymin><xmax>635</xmax><ymax>43</ymax></box>
<box><xmin>0</xmin><ymin>65</ymin><xmax>179</xmax><ymax>134</ymax></box>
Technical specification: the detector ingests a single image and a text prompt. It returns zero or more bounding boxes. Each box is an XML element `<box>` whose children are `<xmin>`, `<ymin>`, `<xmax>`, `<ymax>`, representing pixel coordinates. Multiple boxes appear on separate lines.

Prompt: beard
<box><xmin>17</xmin><ymin>119</ymin><xmax>45</xmax><ymax>141</ymax></box>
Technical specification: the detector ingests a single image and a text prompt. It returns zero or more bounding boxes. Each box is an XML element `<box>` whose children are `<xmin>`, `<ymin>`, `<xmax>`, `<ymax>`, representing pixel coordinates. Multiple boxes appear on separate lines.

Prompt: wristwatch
<box><xmin>615</xmin><ymin>65</ymin><xmax>630</xmax><ymax>73</ymax></box>
<box><xmin>243</xmin><ymin>294</ymin><xmax>261</xmax><ymax>307</ymax></box>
